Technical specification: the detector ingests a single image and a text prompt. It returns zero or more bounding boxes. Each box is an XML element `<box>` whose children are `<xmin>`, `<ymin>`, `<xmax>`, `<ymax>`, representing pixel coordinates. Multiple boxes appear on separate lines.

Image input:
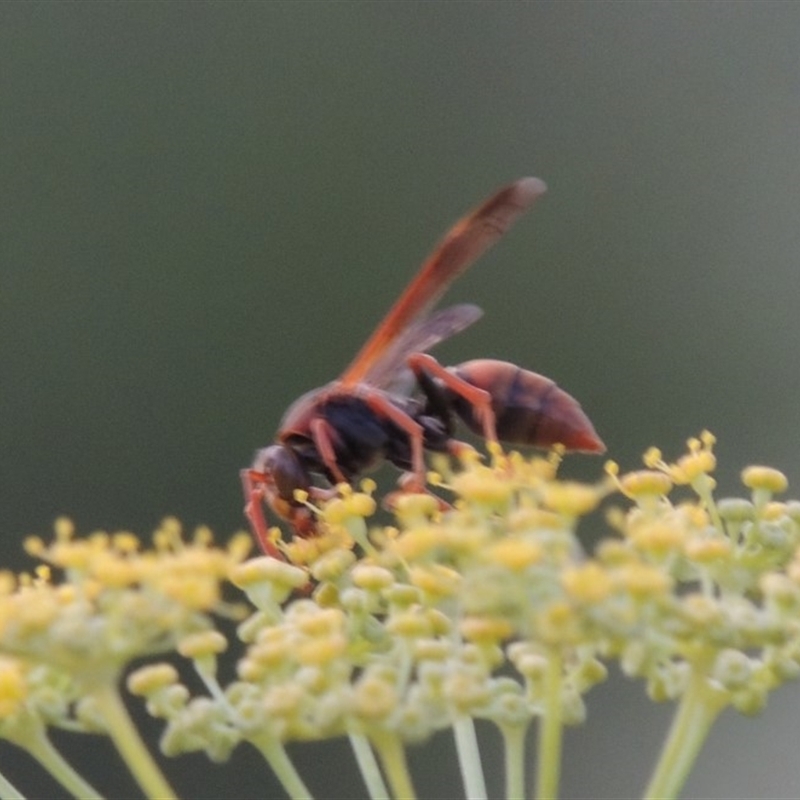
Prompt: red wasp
<box><xmin>242</xmin><ymin>177</ymin><xmax>605</xmax><ymax>556</ymax></box>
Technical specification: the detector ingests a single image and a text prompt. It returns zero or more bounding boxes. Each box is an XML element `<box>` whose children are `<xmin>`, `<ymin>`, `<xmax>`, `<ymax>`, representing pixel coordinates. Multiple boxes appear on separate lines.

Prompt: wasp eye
<box><xmin>253</xmin><ymin>445</ymin><xmax>310</xmax><ymax>503</ymax></box>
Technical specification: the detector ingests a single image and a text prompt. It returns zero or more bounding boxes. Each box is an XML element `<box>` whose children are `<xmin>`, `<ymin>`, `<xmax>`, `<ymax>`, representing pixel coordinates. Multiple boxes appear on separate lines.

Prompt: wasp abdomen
<box><xmin>450</xmin><ymin>359</ymin><xmax>605</xmax><ymax>453</ymax></box>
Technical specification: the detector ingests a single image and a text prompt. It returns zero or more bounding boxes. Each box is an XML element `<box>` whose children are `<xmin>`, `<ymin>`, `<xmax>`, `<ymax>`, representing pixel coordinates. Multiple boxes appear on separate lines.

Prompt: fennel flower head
<box><xmin>3</xmin><ymin>433</ymin><xmax>800</xmax><ymax>800</ymax></box>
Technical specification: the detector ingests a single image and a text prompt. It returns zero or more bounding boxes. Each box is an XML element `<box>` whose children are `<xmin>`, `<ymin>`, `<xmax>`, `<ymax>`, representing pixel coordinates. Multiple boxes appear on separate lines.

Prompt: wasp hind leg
<box><xmin>408</xmin><ymin>352</ymin><xmax>499</xmax><ymax>444</ymax></box>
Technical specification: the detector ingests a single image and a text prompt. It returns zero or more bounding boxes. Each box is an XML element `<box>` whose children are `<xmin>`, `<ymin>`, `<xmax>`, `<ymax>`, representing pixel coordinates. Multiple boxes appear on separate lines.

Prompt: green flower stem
<box><xmin>499</xmin><ymin>723</ymin><xmax>527</xmax><ymax>800</ymax></box>
<box><xmin>89</xmin><ymin>681</ymin><xmax>176</xmax><ymax>800</ymax></box>
<box><xmin>643</xmin><ymin>672</ymin><xmax>727</xmax><ymax>800</ymax></box>
<box><xmin>370</xmin><ymin>730</ymin><xmax>417</xmax><ymax>800</ymax></box>
<box><xmin>249</xmin><ymin>734</ymin><xmax>313</xmax><ymax>800</ymax></box>
<box><xmin>0</xmin><ymin>768</ymin><xmax>26</xmax><ymax>800</ymax></box>
<box><xmin>348</xmin><ymin>732</ymin><xmax>390</xmax><ymax>800</ymax></box>
<box><xmin>535</xmin><ymin>650</ymin><xmax>564</xmax><ymax>800</ymax></box>
<box><xmin>25</xmin><ymin>731</ymin><xmax>104</xmax><ymax>800</ymax></box>
<box><xmin>693</xmin><ymin>475</ymin><xmax>724</xmax><ymax>535</ymax></box>
<box><xmin>5</xmin><ymin>714</ymin><xmax>103</xmax><ymax>800</ymax></box>
<box><xmin>453</xmin><ymin>715</ymin><xmax>487</xmax><ymax>800</ymax></box>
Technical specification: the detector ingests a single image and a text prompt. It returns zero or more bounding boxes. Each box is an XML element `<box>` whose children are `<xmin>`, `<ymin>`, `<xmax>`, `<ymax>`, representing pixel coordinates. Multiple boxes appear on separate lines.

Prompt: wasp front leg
<box><xmin>240</xmin><ymin>468</ymin><xmax>284</xmax><ymax>559</ymax></box>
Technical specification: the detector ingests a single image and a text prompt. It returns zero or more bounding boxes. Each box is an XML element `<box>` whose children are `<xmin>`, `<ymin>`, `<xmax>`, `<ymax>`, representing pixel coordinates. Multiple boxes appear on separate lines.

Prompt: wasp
<box><xmin>242</xmin><ymin>178</ymin><xmax>604</xmax><ymax>556</ymax></box>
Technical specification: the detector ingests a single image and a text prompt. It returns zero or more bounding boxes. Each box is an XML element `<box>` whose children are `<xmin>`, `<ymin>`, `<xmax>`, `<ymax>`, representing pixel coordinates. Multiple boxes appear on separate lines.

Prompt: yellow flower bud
<box><xmin>351</xmin><ymin>564</ymin><xmax>395</xmax><ymax>592</ymax></box>
<box><xmin>451</xmin><ymin>465</ymin><xmax>512</xmax><ymax>508</ymax></box>
<box><xmin>127</xmin><ymin>663</ymin><xmax>180</xmax><ymax>696</ymax></box>
<box><xmin>672</xmin><ymin>450</ymin><xmax>716</xmax><ymax>484</ymax></box>
<box><xmin>354</xmin><ymin>675</ymin><xmax>398</xmax><ymax>720</ymax></box>
<box><xmin>629</xmin><ymin>521</ymin><xmax>686</xmax><ymax>555</ymax></box>
<box><xmin>295</xmin><ymin>634</ymin><xmax>347</xmax><ymax>666</ymax></box>
<box><xmin>230</xmin><ymin>557</ymin><xmax>308</xmax><ymax>590</ymax></box>
<box><xmin>485</xmin><ymin>539</ymin><xmax>543</xmax><ymax>571</ymax></box>
<box><xmin>459</xmin><ymin>615</ymin><xmax>514</xmax><ymax>644</ymax></box>
<box><xmin>295</xmin><ymin>608</ymin><xmax>345</xmax><ymax>637</ymax></box>
<box><xmin>177</xmin><ymin>630</ymin><xmax>228</xmax><ymax>659</ymax></box>
<box><xmin>614</xmin><ymin>564</ymin><xmax>672</xmax><ymax>598</ymax></box>
<box><xmin>684</xmin><ymin>537</ymin><xmax>732</xmax><ymax>563</ymax></box>
<box><xmin>386</xmin><ymin>610</ymin><xmax>433</xmax><ymax>638</ymax></box>
<box><xmin>0</xmin><ymin>658</ymin><xmax>26</xmax><ymax>718</ymax></box>
<box><xmin>392</xmin><ymin>525</ymin><xmax>445</xmax><ymax>560</ymax></box>
<box><xmin>741</xmin><ymin>466</ymin><xmax>789</xmax><ymax>495</ymax></box>
<box><xmin>541</xmin><ymin>482</ymin><xmax>600</xmax><ymax>517</ymax></box>
<box><xmin>561</xmin><ymin>563</ymin><xmax>614</xmax><ymax>603</ymax></box>
<box><xmin>409</xmin><ymin>564</ymin><xmax>461</xmax><ymax>598</ymax></box>
<box><xmin>620</xmin><ymin>470</ymin><xmax>673</xmax><ymax>498</ymax></box>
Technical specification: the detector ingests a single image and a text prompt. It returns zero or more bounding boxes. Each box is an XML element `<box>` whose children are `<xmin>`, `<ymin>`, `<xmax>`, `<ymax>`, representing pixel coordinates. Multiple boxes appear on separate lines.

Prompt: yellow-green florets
<box><xmin>4</xmin><ymin>435</ymin><xmax>800</xmax><ymax>797</ymax></box>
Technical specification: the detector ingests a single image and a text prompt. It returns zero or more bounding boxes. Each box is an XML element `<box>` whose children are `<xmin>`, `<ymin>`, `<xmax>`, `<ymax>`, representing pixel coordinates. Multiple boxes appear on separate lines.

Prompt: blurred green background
<box><xmin>3</xmin><ymin>2</ymin><xmax>800</xmax><ymax>798</ymax></box>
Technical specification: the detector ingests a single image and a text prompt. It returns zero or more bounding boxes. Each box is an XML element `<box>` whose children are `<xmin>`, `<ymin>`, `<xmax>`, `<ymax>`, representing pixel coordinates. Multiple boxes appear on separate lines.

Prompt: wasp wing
<box><xmin>338</xmin><ymin>177</ymin><xmax>546</xmax><ymax>387</ymax></box>
<box><xmin>363</xmin><ymin>303</ymin><xmax>483</xmax><ymax>390</ymax></box>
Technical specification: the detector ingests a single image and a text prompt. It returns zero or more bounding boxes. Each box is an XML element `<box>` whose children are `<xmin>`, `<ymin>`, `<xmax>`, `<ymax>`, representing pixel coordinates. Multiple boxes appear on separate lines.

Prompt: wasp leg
<box><xmin>408</xmin><ymin>352</ymin><xmax>498</xmax><ymax>443</ymax></box>
<box><xmin>360</xmin><ymin>389</ymin><xmax>427</xmax><ymax>490</ymax></box>
<box><xmin>240</xmin><ymin>468</ymin><xmax>284</xmax><ymax>559</ymax></box>
<box><xmin>309</xmin><ymin>416</ymin><xmax>349</xmax><ymax>486</ymax></box>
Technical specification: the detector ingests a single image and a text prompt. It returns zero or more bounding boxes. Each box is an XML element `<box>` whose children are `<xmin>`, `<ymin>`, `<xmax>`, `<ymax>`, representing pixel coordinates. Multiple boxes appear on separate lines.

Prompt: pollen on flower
<box><xmin>535</xmin><ymin>601</ymin><xmax>582</xmax><ymax>645</ymax></box>
<box><xmin>127</xmin><ymin>663</ymin><xmax>180</xmax><ymax>697</ymax></box>
<box><xmin>671</xmin><ymin>450</ymin><xmax>717</xmax><ymax>484</ymax></box>
<box><xmin>680</xmin><ymin>593</ymin><xmax>723</xmax><ymax>627</ymax></box>
<box><xmin>54</xmin><ymin>516</ymin><xmax>75</xmax><ymax>541</ymax></box>
<box><xmin>541</xmin><ymin>482</ymin><xmax>601</xmax><ymax>517</ymax></box>
<box><xmin>413</xmin><ymin>638</ymin><xmax>452</xmax><ymax>662</ymax></box>
<box><xmin>391</xmin><ymin>525</ymin><xmax>447</xmax><ymax>560</ymax></box>
<box><xmin>408</xmin><ymin>564</ymin><xmax>461</xmax><ymax>599</ymax></box>
<box><xmin>619</xmin><ymin>470</ymin><xmax>673</xmax><ymax>500</ymax></box>
<box><xmin>741</xmin><ymin>465</ymin><xmax>789</xmax><ymax>495</ymax></box>
<box><xmin>88</xmin><ymin>552</ymin><xmax>141</xmax><ymax>588</ymax></box>
<box><xmin>351</xmin><ymin>564</ymin><xmax>395</xmax><ymax>592</ymax></box>
<box><xmin>683</xmin><ymin>537</ymin><xmax>732</xmax><ymax>563</ymax></box>
<box><xmin>111</xmin><ymin>531</ymin><xmax>141</xmax><ymax>553</ymax></box>
<box><xmin>153</xmin><ymin>516</ymin><xmax>184</xmax><ymax>550</ymax></box>
<box><xmin>283</xmin><ymin>537</ymin><xmax>325</xmax><ymax>566</ymax></box>
<box><xmin>459</xmin><ymin>615</ymin><xmax>514</xmax><ymax>644</ymax></box>
<box><xmin>295</xmin><ymin>633</ymin><xmax>347</xmax><ymax>666</ymax></box>
<box><xmin>347</xmin><ymin>492</ymin><xmax>377</xmax><ymax>518</ymax></box>
<box><xmin>158</xmin><ymin>572</ymin><xmax>220</xmax><ymax>611</ymax></box>
<box><xmin>450</xmin><ymin>464</ymin><xmax>513</xmax><ymax>509</ymax></box>
<box><xmin>310</xmin><ymin>548</ymin><xmax>357</xmax><ymax>583</ymax></box>
<box><xmin>642</xmin><ymin>447</ymin><xmax>663</xmax><ymax>469</ymax></box>
<box><xmin>386</xmin><ymin>610</ymin><xmax>434</xmax><ymax>639</ymax></box>
<box><xmin>762</xmin><ymin>502</ymin><xmax>789</xmax><ymax>521</ymax></box>
<box><xmin>22</xmin><ymin>536</ymin><xmax>46</xmax><ymax>558</ymax></box>
<box><xmin>0</xmin><ymin>572</ymin><xmax>14</xmax><ymax>596</ymax></box>
<box><xmin>444</xmin><ymin>668</ymin><xmax>492</xmax><ymax>713</ymax></box>
<box><xmin>483</xmin><ymin>538</ymin><xmax>543</xmax><ymax>571</ymax></box>
<box><xmin>506</xmin><ymin>507</ymin><xmax>563</xmax><ymax>533</ymax></box>
<box><xmin>561</xmin><ymin>563</ymin><xmax>614</xmax><ymax>604</ymax></box>
<box><xmin>353</xmin><ymin>674</ymin><xmax>399</xmax><ymax>720</ymax></box>
<box><xmin>229</xmin><ymin>557</ymin><xmax>307</xmax><ymax>591</ymax></box>
<box><xmin>294</xmin><ymin>607</ymin><xmax>346</xmax><ymax>638</ymax></box>
<box><xmin>613</xmin><ymin>563</ymin><xmax>673</xmax><ymax>598</ymax></box>
<box><xmin>293</xmin><ymin>489</ymin><xmax>310</xmax><ymax>505</ymax></box>
<box><xmin>628</xmin><ymin>520</ymin><xmax>687</xmax><ymax>555</ymax></box>
<box><xmin>263</xmin><ymin>682</ymin><xmax>305</xmax><ymax>718</ymax></box>
<box><xmin>178</xmin><ymin>631</ymin><xmax>228</xmax><ymax>660</ymax></box>
<box><xmin>392</xmin><ymin>492</ymin><xmax>441</xmax><ymax>524</ymax></box>
<box><xmin>0</xmin><ymin>657</ymin><xmax>27</xmax><ymax>718</ymax></box>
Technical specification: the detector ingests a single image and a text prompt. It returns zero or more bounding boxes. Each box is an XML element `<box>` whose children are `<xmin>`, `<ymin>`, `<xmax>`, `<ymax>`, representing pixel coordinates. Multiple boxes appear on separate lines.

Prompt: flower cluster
<box><xmin>0</xmin><ymin>518</ymin><xmax>250</xmax><ymax>799</ymax></box>
<box><xmin>2</xmin><ymin>435</ymin><xmax>800</xmax><ymax>800</ymax></box>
